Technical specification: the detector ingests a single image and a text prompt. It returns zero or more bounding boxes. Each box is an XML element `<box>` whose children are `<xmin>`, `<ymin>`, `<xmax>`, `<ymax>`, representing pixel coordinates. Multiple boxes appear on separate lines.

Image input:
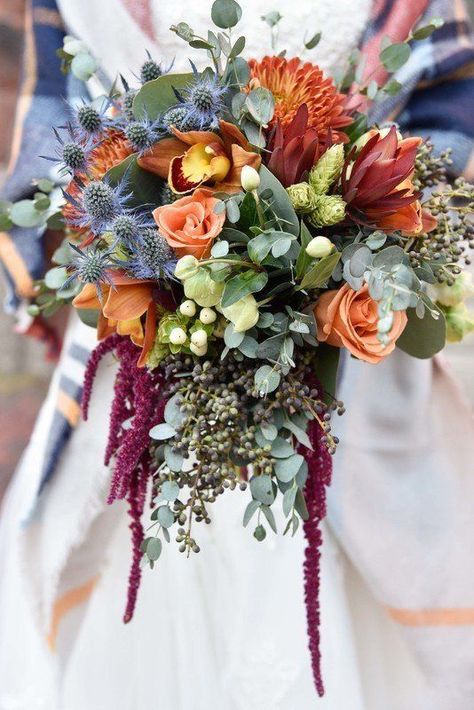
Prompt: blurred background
<box><xmin>0</xmin><ymin>1</ymin><xmax>473</xmax><ymax>496</ymax></box>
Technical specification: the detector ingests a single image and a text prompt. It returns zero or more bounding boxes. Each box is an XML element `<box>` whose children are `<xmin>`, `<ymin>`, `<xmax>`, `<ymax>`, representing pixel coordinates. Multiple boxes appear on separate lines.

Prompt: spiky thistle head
<box><xmin>61</xmin><ymin>244</ymin><xmax>115</xmax><ymax>298</ymax></box>
<box><xmin>62</xmin><ymin>142</ymin><xmax>88</xmax><ymax>171</ymax></box>
<box><xmin>77</xmin><ymin>105</ymin><xmax>103</xmax><ymax>134</ymax></box>
<box><xmin>128</xmin><ymin>228</ymin><xmax>176</xmax><ymax>280</ymax></box>
<box><xmin>162</xmin><ymin>106</ymin><xmax>197</xmax><ymax>133</ymax></box>
<box><xmin>110</xmin><ymin>213</ymin><xmax>153</xmax><ymax>246</ymax></box>
<box><xmin>66</xmin><ymin>175</ymin><xmax>133</xmax><ymax>234</ymax></box>
<box><xmin>41</xmin><ymin>125</ymin><xmax>93</xmax><ymax>176</ymax></box>
<box><xmin>124</xmin><ymin>118</ymin><xmax>161</xmax><ymax>154</ymax></box>
<box><xmin>122</xmin><ymin>90</ymin><xmax>137</xmax><ymax>121</ymax></box>
<box><xmin>140</xmin><ymin>58</ymin><xmax>162</xmax><ymax>83</ymax></box>
<box><xmin>181</xmin><ymin>74</ymin><xmax>227</xmax><ymax>130</ymax></box>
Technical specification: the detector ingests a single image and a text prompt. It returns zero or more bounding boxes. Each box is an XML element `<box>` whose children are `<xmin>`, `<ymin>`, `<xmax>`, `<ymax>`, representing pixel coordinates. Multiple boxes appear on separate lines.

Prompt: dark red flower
<box><xmin>341</xmin><ymin>127</ymin><xmax>423</xmax><ymax>232</ymax></box>
<box><xmin>267</xmin><ymin>104</ymin><xmax>329</xmax><ymax>187</ymax></box>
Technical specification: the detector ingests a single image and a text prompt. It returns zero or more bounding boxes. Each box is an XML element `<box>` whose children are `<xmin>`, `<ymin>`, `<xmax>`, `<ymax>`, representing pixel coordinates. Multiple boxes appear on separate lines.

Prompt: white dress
<box><xmin>1</xmin><ymin>2</ymin><xmax>473</xmax><ymax>709</ymax></box>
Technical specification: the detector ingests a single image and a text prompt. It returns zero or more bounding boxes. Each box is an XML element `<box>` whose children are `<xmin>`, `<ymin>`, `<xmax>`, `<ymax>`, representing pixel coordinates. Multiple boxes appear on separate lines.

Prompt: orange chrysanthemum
<box><xmin>248</xmin><ymin>56</ymin><xmax>352</xmax><ymax>141</ymax></box>
<box><xmin>63</xmin><ymin>130</ymin><xmax>133</xmax><ymax>238</ymax></box>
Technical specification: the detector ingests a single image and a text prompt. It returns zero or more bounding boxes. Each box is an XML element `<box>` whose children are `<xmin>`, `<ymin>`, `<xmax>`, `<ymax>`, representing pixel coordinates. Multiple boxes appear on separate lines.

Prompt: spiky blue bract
<box><xmin>127</xmin><ymin>228</ymin><xmax>176</xmax><ymax>281</ymax></box>
<box><xmin>180</xmin><ymin>73</ymin><xmax>227</xmax><ymax>130</ymax></box>
<box><xmin>65</xmin><ymin>174</ymin><xmax>134</xmax><ymax>235</ymax></box>
<box><xmin>61</xmin><ymin>244</ymin><xmax>116</xmax><ymax>299</ymax></box>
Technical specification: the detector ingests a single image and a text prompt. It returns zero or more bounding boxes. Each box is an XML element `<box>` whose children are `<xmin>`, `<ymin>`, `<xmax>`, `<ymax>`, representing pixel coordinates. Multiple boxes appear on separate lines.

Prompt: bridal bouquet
<box><xmin>4</xmin><ymin>0</ymin><xmax>473</xmax><ymax>695</ymax></box>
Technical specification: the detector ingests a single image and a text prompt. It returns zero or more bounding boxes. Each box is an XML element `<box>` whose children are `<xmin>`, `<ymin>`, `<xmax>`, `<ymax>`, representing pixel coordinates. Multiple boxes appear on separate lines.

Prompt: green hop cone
<box><xmin>308</xmin><ymin>144</ymin><xmax>345</xmax><ymax>195</ymax></box>
<box><xmin>286</xmin><ymin>182</ymin><xmax>318</xmax><ymax>214</ymax></box>
<box><xmin>444</xmin><ymin>303</ymin><xmax>474</xmax><ymax>343</ymax></box>
<box><xmin>309</xmin><ymin>195</ymin><xmax>346</xmax><ymax>227</ymax></box>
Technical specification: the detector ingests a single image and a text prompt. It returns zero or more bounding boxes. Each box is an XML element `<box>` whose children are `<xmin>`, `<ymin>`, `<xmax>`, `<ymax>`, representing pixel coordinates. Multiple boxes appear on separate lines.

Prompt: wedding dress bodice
<box><xmin>57</xmin><ymin>0</ymin><xmax>372</xmax><ymax>81</ymax></box>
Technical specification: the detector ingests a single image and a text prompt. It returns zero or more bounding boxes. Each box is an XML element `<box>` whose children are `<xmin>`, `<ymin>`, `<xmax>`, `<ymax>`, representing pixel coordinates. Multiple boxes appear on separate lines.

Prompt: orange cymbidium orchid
<box><xmin>137</xmin><ymin>120</ymin><xmax>261</xmax><ymax>194</ymax></box>
<box><xmin>72</xmin><ymin>272</ymin><xmax>156</xmax><ymax>367</ymax></box>
<box><xmin>342</xmin><ymin>127</ymin><xmax>424</xmax><ymax>234</ymax></box>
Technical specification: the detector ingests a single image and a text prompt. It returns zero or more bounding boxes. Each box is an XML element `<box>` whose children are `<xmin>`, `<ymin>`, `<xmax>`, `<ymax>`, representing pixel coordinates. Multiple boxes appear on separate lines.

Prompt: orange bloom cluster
<box><xmin>248</xmin><ymin>57</ymin><xmax>352</xmax><ymax>141</ymax></box>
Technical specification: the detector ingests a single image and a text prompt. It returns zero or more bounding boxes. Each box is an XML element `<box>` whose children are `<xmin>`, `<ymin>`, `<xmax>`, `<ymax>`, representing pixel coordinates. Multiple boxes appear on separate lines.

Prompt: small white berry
<box><xmin>199</xmin><ymin>307</ymin><xmax>216</xmax><ymax>324</ymax></box>
<box><xmin>190</xmin><ymin>342</ymin><xmax>208</xmax><ymax>357</ymax></box>
<box><xmin>179</xmin><ymin>300</ymin><xmax>197</xmax><ymax>317</ymax></box>
<box><xmin>191</xmin><ymin>329</ymin><xmax>208</xmax><ymax>348</ymax></box>
<box><xmin>169</xmin><ymin>327</ymin><xmax>187</xmax><ymax>345</ymax></box>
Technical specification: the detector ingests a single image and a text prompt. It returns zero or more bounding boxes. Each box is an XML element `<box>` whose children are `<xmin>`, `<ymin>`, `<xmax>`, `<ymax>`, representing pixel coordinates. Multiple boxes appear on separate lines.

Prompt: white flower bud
<box><xmin>190</xmin><ymin>342</ymin><xmax>208</xmax><ymax>357</ymax></box>
<box><xmin>179</xmin><ymin>300</ymin><xmax>197</xmax><ymax>317</ymax></box>
<box><xmin>63</xmin><ymin>39</ymin><xmax>88</xmax><ymax>56</ymax></box>
<box><xmin>169</xmin><ymin>327</ymin><xmax>187</xmax><ymax>345</ymax></box>
<box><xmin>305</xmin><ymin>236</ymin><xmax>334</xmax><ymax>259</ymax></box>
<box><xmin>190</xmin><ymin>329</ymin><xmax>208</xmax><ymax>348</ymax></box>
<box><xmin>240</xmin><ymin>165</ymin><xmax>261</xmax><ymax>192</ymax></box>
<box><xmin>199</xmin><ymin>307</ymin><xmax>217</xmax><ymax>324</ymax></box>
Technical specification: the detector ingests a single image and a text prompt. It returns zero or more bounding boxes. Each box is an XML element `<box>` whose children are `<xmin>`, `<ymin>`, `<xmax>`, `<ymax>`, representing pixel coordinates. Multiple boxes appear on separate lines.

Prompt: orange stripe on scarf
<box><xmin>0</xmin><ymin>231</ymin><xmax>35</xmax><ymax>297</ymax></box>
<box><xmin>47</xmin><ymin>576</ymin><xmax>100</xmax><ymax>650</ymax></box>
<box><xmin>56</xmin><ymin>390</ymin><xmax>82</xmax><ymax>426</ymax></box>
<box><xmin>387</xmin><ymin>607</ymin><xmax>474</xmax><ymax>627</ymax></box>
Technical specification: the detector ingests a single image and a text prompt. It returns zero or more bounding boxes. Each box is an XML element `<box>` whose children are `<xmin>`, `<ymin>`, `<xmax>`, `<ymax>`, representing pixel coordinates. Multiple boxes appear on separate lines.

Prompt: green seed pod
<box><xmin>286</xmin><ymin>182</ymin><xmax>318</xmax><ymax>214</ymax></box>
<box><xmin>308</xmin><ymin>144</ymin><xmax>345</xmax><ymax>195</ymax></box>
<box><xmin>309</xmin><ymin>195</ymin><xmax>346</xmax><ymax>227</ymax></box>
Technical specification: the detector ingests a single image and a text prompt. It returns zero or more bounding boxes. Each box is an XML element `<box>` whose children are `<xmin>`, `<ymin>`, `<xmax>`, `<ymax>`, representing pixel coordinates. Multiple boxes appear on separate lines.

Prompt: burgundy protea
<box><xmin>267</xmin><ymin>104</ymin><xmax>329</xmax><ymax>187</ymax></box>
<box><xmin>341</xmin><ymin>127</ymin><xmax>423</xmax><ymax>233</ymax></box>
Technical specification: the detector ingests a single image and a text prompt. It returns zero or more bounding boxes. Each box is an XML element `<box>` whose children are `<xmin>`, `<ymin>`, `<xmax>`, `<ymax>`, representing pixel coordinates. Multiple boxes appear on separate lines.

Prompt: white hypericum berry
<box><xmin>240</xmin><ymin>165</ymin><xmax>261</xmax><ymax>192</ymax></box>
<box><xmin>179</xmin><ymin>300</ymin><xmax>197</xmax><ymax>317</ymax></box>
<box><xmin>190</xmin><ymin>342</ymin><xmax>208</xmax><ymax>357</ymax></box>
<box><xmin>169</xmin><ymin>327</ymin><xmax>187</xmax><ymax>345</ymax></box>
<box><xmin>305</xmin><ymin>236</ymin><xmax>334</xmax><ymax>259</ymax></box>
<box><xmin>190</xmin><ymin>329</ymin><xmax>208</xmax><ymax>348</ymax></box>
<box><xmin>199</xmin><ymin>307</ymin><xmax>216</xmax><ymax>324</ymax></box>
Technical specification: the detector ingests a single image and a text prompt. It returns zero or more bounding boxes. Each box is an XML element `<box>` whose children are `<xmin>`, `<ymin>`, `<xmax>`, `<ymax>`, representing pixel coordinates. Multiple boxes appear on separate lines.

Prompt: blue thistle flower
<box><xmin>124</xmin><ymin>116</ymin><xmax>163</xmax><ymax>154</ymax></box>
<box><xmin>109</xmin><ymin>213</ymin><xmax>154</xmax><ymax>246</ymax></box>
<box><xmin>127</xmin><ymin>228</ymin><xmax>176</xmax><ymax>281</ymax></box>
<box><xmin>41</xmin><ymin>125</ymin><xmax>94</xmax><ymax>176</ymax></box>
<box><xmin>61</xmin><ymin>244</ymin><xmax>116</xmax><ymax>300</ymax></box>
<box><xmin>65</xmin><ymin>175</ymin><xmax>133</xmax><ymax>234</ymax></box>
<box><xmin>138</xmin><ymin>52</ymin><xmax>174</xmax><ymax>84</ymax></box>
<box><xmin>179</xmin><ymin>73</ymin><xmax>227</xmax><ymax>130</ymax></box>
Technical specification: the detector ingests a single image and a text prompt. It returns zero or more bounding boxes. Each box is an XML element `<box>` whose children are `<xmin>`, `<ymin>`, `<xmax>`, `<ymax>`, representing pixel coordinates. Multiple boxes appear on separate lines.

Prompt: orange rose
<box><xmin>314</xmin><ymin>284</ymin><xmax>407</xmax><ymax>364</ymax></box>
<box><xmin>153</xmin><ymin>188</ymin><xmax>225</xmax><ymax>259</ymax></box>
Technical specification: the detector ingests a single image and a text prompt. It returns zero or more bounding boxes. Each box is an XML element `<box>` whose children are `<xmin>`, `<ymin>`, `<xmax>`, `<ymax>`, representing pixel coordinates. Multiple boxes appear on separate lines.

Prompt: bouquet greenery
<box><xmin>3</xmin><ymin>0</ymin><xmax>473</xmax><ymax>695</ymax></box>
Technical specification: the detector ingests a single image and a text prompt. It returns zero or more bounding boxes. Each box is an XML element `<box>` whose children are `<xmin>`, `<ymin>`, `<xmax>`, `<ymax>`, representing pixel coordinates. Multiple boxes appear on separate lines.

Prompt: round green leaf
<box><xmin>250</xmin><ymin>475</ymin><xmax>275</xmax><ymax>505</ymax></box>
<box><xmin>380</xmin><ymin>42</ymin><xmax>411</xmax><ymax>72</ymax></box>
<box><xmin>10</xmin><ymin>200</ymin><xmax>44</xmax><ymax>228</ymax></box>
<box><xmin>146</xmin><ymin>538</ymin><xmax>162</xmax><ymax>561</ymax></box>
<box><xmin>211</xmin><ymin>0</ymin><xmax>242</xmax><ymax>29</ymax></box>
<box><xmin>44</xmin><ymin>266</ymin><xmax>68</xmax><ymax>290</ymax></box>
<box><xmin>161</xmin><ymin>480</ymin><xmax>180</xmax><ymax>501</ymax></box>
<box><xmin>157</xmin><ymin>505</ymin><xmax>175</xmax><ymax>529</ymax></box>
<box><xmin>396</xmin><ymin>305</ymin><xmax>446</xmax><ymax>359</ymax></box>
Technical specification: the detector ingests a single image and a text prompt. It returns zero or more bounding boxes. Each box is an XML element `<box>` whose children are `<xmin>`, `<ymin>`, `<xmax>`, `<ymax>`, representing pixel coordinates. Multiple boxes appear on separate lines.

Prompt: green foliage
<box><xmin>133</xmin><ymin>73</ymin><xmax>195</xmax><ymax>120</ymax></box>
<box><xmin>396</xmin><ymin>304</ymin><xmax>446</xmax><ymax>358</ymax></box>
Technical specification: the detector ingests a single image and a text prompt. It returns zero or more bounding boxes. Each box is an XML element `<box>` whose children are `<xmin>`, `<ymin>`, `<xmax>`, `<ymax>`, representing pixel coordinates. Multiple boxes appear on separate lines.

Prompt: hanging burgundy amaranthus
<box><xmin>82</xmin><ymin>335</ymin><xmax>168</xmax><ymax>622</ymax></box>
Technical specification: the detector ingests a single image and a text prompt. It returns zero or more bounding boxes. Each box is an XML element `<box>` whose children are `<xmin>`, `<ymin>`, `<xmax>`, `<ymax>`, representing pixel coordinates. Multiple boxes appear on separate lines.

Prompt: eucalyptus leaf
<box><xmin>149</xmin><ymin>423</ymin><xmax>176</xmax><ymax>440</ymax></box>
<box><xmin>282</xmin><ymin>486</ymin><xmax>297</xmax><ymax>517</ymax></box>
<box><xmin>211</xmin><ymin>240</ymin><xmax>229</xmax><ymax>257</ymax></box>
<box><xmin>157</xmin><ymin>505</ymin><xmax>175</xmax><ymax>529</ymax></box>
<box><xmin>250</xmin><ymin>475</ymin><xmax>275</xmax><ymax>505</ymax></box>
<box><xmin>243</xmin><ymin>499</ymin><xmax>260</xmax><ymax>527</ymax></box>
<box><xmin>271</xmin><ymin>437</ymin><xmax>295</xmax><ymax>458</ymax></box>
<box><xmin>396</xmin><ymin>304</ymin><xmax>446</xmax><ymax>359</ymax></box>
<box><xmin>211</xmin><ymin>0</ymin><xmax>242</xmax><ymax>28</ymax></box>
<box><xmin>224</xmin><ymin>323</ymin><xmax>245</xmax><ymax>347</ymax></box>
<box><xmin>221</xmin><ymin>270</ymin><xmax>268</xmax><ymax>308</ymax></box>
<box><xmin>380</xmin><ymin>42</ymin><xmax>411</xmax><ymax>72</ymax></box>
<box><xmin>245</xmin><ymin>87</ymin><xmax>275</xmax><ymax>126</ymax></box>
<box><xmin>145</xmin><ymin>537</ymin><xmax>162</xmax><ymax>561</ymax></box>
<box><xmin>254</xmin><ymin>365</ymin><xmax>280</xmax><ymax>395</ymax></box>
<box><xmin>257</xmin><ymin>166</ymin><xmax>299</xmax><ymax>236</ymax></box>
<box><xmin>275</xmin><ymin>454</ymin><xmax>305</xmax><ymax>483</ymax></box>
<box><xmin>261</xmin><ymin>505</ymin><xmax>277</xmax><ymax>533</ymax></box>
<box><xmin>161</xmin><ymin>480</ymin><xmax>180</xmax><ymax>502</ymax></box>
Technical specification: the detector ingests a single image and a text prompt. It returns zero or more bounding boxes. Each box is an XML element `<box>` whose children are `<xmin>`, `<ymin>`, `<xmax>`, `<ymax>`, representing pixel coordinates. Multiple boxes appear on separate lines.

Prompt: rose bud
<box><xmin>305</xmin><ymin>235</ymin><xmax>334</xmax><ymax>259</ymax></box>
<box><xmin>240</xmin><ymin>165</ymin><xmax>261</xmax><ymax>192</ymax></box>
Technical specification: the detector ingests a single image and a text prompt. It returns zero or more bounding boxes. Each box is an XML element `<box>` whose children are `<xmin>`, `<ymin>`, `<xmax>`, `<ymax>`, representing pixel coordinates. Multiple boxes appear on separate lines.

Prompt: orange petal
<box><xmin>103</xmin><ymin>283</ymin><xmax>153</xmax><ymax>321</ymax></box>
<box><xmin>171</xmin><ymin>126</ymin><xmax>223</xmax><ymax>148</ymax></box>
<box><xmin>219</xmin><ymin>120</ymin><xmax>253</xmax><ymax>151</ymax></box>
<box><xmin>72</xmin><ymin>283</ymin><xmax>104</xmax><ymax>310</ymax></box>
<box><xmin>117</xmin><ymin>317</ymin><xmax>145</xmax><ymax>346</ymax></box>
<box><xmin>97</xmin><ymin>313</ymin><xmax>117</xmax><ymax>340</ymax></box>
<box><xmin>137</xmin><ymin>137</ymin><xmax>186</xmax><ymax>178</ymax></box>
